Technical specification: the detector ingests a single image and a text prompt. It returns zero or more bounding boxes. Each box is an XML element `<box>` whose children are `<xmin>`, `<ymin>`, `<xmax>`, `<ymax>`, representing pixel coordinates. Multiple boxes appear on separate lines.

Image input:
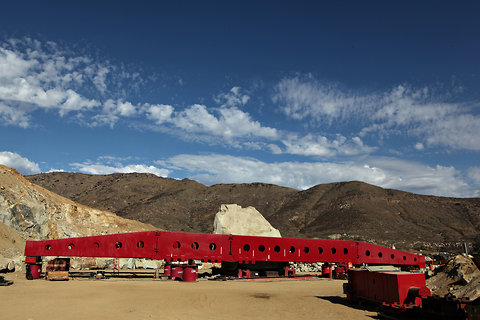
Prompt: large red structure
<box><xmin>24</xmin><ymin>230</ymin><xmax>425</xmax><ymax>268</ymax></box>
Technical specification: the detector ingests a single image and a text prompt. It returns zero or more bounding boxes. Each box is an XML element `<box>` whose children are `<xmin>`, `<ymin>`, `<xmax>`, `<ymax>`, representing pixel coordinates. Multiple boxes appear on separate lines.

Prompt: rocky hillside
<box><xmin>26</xmin><ymin>171</ymin><xmax>296</xmax><ymax>234</ymax></box>
<box><xmin>1</xmin><ymin>165</ymin><xmax>155</xmax><ymax>241</ymax></box>
<box><xmin>27</xmin><ymin>171</ymin><xmax>480</xmax><ymax>250</ymax></box>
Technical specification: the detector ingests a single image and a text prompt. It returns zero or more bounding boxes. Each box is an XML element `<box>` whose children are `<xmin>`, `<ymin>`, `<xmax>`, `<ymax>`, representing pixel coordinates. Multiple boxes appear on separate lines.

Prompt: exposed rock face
<box><xmin>213</xmin><ymin>204</ymin><xmax>281</xmax><ymax>237</ymax></box>
<box><xmin>427</xmin><ymin>255</ymin><xmax>480</xmax><ymax>300</ymax></box>
<box><xmin>0</xmin><ymin>165</ymin><xmax>155</xmax><ymax>241</ymax></box>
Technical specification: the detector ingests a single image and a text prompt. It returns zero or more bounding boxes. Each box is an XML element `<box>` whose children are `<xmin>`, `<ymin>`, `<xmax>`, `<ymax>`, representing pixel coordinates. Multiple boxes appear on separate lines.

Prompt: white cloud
<box><xmin>149</xmin><ymin>103</ymin><xmax>279</xmax><ymax>144</ymax></box>
<box><xmin>0</xmin><ymin>102</ymin><xmax>31</xmax><ymax>128</ymax></box>
<box><xmin>160</xmin><ymin>153</ymin><xmax>477</xmax><ymax>197</ymax></box>
<box><xmin>273</xmin><ymin>76</ymin><xmax>480</xmax><ymax>152</ymax></box>
<box><xmin>0</xmin><ymin>40</ymin><xmax>103</xmax><ymax>126</ymax></box>
<box><xmin>272</xmin><ymin>75</ymin><xmax>374</xmax><ymax>122</ymax></box>
<box><xmin>280</xmin><ymin>134</ymin><xmax>375</xmax><ymax>157</ymax></box>
<box><xmin>70</xmin><ymin>161</ymin><xmax>170</xmax><ymax>177</ymax></box>
<box><xmin>0</xmin><ymin>38</ymin><xmax>147</xmax><ymax>128</ymax></box>
<box><xmin>91</xmin><ymin>99</ymin><xmax>139</xmax><ymax>127</ymax></box>
<box><xmin>0</xmin><ymin>47</ymin><xmax>37</xmax><ymax>79</ymax></box>
<box><xmin>92</xmin><ymin>66</ymin><xmax>109</xmax><ymax>93</ymax></box>
<box><xmin>468</xmin><ymin>167</ymin><xmax>480</xmax><ymax>186</ymax></box>
<box><xmin>414</xmin><ymin>143</ymin><xmax>424</xmax><ymax>150</ymax></box>
<box><xmin>0</xmin><ymin>151</ymin><xmax>41</xmax><ymax>175</ymax></box>
<box><xmin>145</xmin><ymin>103</ymin><xmax>174</xmax><ymax>124</ymax></box>
<box><xmin>214</xmin><ymin>86</ymin><xmax>250</xmax><ymax>107</ymax></box>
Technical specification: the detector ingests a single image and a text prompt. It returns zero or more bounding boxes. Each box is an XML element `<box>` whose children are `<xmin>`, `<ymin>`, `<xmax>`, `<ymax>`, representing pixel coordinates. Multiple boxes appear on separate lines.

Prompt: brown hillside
<box><xmin>26</xmin><ymin>172</ymin><xmax>480</xmax><ymax>249</ymax></box>
<box><xmin>26</xmin><ymin>172</ymin><xmax>296</xmax><ymax>233</ymax></box>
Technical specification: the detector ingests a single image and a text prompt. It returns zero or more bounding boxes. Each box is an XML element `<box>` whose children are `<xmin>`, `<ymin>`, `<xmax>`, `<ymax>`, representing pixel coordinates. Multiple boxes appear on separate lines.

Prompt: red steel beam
<box><xmin>24</xmin><ymin>230</ymin><xmax>426</xmax><ymax>268</ymax></box>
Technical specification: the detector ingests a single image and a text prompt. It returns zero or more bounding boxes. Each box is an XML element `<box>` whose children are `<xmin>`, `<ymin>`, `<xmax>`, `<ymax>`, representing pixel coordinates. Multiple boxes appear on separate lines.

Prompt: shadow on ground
<box><xmin>316</xmin><ymin>296</ymin><xmax>380</xmax><ymax>319</ymax></box>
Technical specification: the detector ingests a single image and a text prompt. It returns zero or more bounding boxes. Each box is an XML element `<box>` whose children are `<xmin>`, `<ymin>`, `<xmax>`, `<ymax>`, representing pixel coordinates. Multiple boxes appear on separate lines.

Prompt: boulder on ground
<box><xmin>427</xmin><ymin>255</ymin><xmax>480</xmax><ymax>300</ymax></box>
<box><xmin>0</xmin><ymin>256</ymin><xmax>15</xmax><ymax>273</ymax></box>
<box><xmin>213</xmin><ymin>204</ymin><xmax>281</xmax><ymax>237</ymax></box>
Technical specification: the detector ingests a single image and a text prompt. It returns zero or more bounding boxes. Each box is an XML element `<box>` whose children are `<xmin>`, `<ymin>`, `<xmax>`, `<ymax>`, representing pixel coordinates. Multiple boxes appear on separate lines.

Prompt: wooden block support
<box><xmin>46</xmin><ymin>271</ymin><xmax>69</xmax><ymax>281</ymax></box>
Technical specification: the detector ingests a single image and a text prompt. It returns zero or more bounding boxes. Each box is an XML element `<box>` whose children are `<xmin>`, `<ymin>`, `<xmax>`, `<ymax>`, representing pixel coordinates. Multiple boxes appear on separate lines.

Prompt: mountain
<box><xmin>26</xmin><ymin>171</ymin><xmax>480</xmax><ymax>250</ymax></box>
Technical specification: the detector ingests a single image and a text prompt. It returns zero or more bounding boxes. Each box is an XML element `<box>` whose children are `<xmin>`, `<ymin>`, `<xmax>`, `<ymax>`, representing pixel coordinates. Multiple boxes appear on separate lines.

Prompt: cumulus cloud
<box><xmin>70</xmin><ymin>161</ymin><xmax>170</xmax><ymax>177</ymax></box>
<box><xmin>273</xmin><ymin>76</ymin><xmax>480</xmax><ymax>152</ymax></box>
<box><xmin>159</xmin><ymin>153</ymin><xmax>476</xmax><ymax>197</ymax></box>
<box><xmin>146</xmin><ymin>102</ymin><xmax>279</xmax><ymax>145</ymax></box>
<box><xmin>173</xmin><ymin>104</ymin><xmax>278</xmax><ymax>141</ymax></box>
<box><xmin>145</xmin><ymin>103</ymin><xmax>174</xmax><ymax>124</ymax></box>
<box><xmin>0</xmin><ymin>151</ymin><xmax>41</xmax><ymax>175</ymax></box>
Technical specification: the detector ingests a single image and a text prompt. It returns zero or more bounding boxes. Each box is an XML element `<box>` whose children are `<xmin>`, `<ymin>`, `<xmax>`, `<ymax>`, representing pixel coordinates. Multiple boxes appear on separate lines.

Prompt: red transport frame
<box><xmin>24</xmin><ymin>230</ymin><xmax>426</xmax><ymax>268</ymax></box>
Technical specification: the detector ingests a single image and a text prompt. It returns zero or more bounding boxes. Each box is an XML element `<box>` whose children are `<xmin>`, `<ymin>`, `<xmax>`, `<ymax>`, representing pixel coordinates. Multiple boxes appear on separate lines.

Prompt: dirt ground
<box><xmin>1</xmin><ymin>273</ymin><xmax>376</xmax><ymax>320</ymax></box>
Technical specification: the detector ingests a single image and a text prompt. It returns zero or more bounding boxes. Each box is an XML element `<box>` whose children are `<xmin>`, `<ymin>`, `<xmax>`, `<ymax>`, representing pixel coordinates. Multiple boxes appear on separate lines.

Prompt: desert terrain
<box><xmin>1</xmin><ymin>273</ymin><xmax>375</xmax><ymax>320</ymax></box>
<box><xmin>2</xmin><ymin>164</ymin><xmax>480</xmax><ymax>318</ymax></box>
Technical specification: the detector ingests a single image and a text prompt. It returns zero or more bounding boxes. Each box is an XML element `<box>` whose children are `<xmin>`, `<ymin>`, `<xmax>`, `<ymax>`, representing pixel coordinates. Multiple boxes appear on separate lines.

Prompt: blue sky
<box><xmin>0</xmin><ymin>1</ymin><xmax>479</xmax><ymax>197</ymax></box>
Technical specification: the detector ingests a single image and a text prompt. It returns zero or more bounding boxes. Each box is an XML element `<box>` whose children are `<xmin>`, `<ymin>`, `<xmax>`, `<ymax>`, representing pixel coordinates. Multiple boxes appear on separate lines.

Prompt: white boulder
<box><xmin>213</xmin><ymin>204</ymin><xmax>281</xmax><ymax>237</ymax></box>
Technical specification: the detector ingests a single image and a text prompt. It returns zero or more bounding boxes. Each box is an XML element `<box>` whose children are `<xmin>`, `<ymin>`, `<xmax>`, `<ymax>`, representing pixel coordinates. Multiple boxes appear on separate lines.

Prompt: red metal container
<box><xmin>170</xmin><ymin>266</ymin><xmax>183</xmax><ymax>280</ymax></box>
<box><xmin>183</xmin><ymin>266</ymin><xmax>198</xmax><ymax>282</ymax></box>
<box><xmin>164</xmin><ymin>264</ymin><xmax>171</xmax><ymax>276</ymax></box>
<box><xmin>347</xmin><ymin>269</ymin><xmax>430</xmax><ymax>306</ymax></box>
<box><xmin>29</xmin><ymin>264</ymin><xmax>41</xmax><ymax>279</ymax></box>
<box><xmin>322</xmin><ymin>266</ymin><xmax>331</xmax><ymax>277</ymax></box>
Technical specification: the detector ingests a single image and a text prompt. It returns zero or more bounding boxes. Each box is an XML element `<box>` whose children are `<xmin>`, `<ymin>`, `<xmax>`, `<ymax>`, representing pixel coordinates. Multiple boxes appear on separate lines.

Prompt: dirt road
<box><xmin>1</xmin><ymin>273</ymin><xmax>376</xmax><ymax>320</ymax></box>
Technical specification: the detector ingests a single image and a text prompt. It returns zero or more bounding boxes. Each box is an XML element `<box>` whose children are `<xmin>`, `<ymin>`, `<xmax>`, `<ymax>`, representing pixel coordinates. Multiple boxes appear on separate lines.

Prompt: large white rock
<box><xmin>213</xmin><ymin>204</ymin><xmax>281</xmax><ymax>237</ymax></box>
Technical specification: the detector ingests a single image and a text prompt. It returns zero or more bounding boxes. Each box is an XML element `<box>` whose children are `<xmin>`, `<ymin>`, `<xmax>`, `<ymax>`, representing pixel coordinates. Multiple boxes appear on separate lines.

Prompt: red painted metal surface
<box><xmin>347</xmin><ymin>269</ymin><xmax>430</xmax><ymax>307</ymax></box>
<box><xmin>24</xmin><ymin>230</ymin><xmax>425</xmax><ymax>268</ymax></box>
<box><xmin>29</xmin><ymin>264</ymin><xmax>41</xmax><ymax>279</ymax></box>
<box><xmin>183</xmin><ymin>266</ymin><xmax>198</xmax><ymax>282</ymax></box>
<box><xmin>164</xmin><ymin>264</ymin><xmax>171</xmax><ymax>277</ymax></box>
<box><xmin>170</xmin><ymin>266</ymin><xmax>183</xmax><ymax>280</ymax></box>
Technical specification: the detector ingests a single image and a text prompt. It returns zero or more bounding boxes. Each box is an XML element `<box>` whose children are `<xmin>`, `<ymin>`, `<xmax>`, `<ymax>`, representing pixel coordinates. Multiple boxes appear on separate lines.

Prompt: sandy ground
<box><xmin>1</xmin><ymin>273</ymin><xmax>377</xmax><ymax>320</ymax></box>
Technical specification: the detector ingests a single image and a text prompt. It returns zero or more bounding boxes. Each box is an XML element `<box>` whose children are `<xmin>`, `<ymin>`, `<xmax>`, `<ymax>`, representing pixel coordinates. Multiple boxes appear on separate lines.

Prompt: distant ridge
<box><xmin>27</xmin><ymin>171</ymin><xmax>480</xmax><ymax>250</ymax></box>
